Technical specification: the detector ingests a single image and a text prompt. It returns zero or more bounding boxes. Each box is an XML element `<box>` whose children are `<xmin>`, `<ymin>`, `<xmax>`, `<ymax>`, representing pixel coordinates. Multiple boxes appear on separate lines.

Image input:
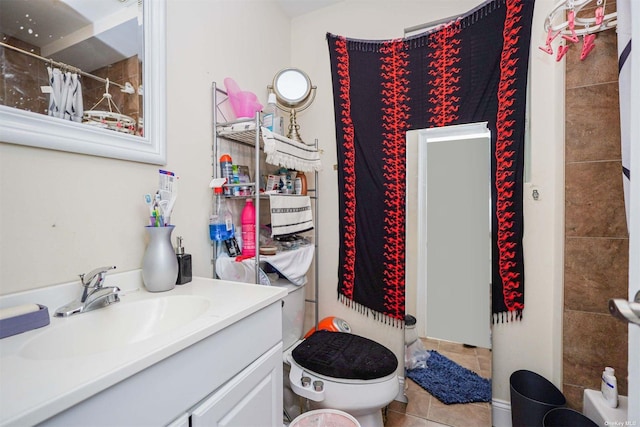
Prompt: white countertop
<box><xmin>0</xmin><ymin>271</ymin><xmax>286</xmax><ymax>426</ymax></box>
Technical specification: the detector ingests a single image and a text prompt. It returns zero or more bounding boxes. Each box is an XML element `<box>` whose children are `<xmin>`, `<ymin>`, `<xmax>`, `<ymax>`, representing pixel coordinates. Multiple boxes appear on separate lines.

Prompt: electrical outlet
<box><xmin>529</xmin><ymin>185</ymin><xmax>541</xmax><ymax>201</ymax></box>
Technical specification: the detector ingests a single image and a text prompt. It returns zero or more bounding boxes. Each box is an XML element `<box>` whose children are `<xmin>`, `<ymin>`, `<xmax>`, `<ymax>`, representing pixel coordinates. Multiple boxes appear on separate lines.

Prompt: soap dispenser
<box><xmin>175</xmin><ymin>236</ymin><xmax>192</xmax><ymax>285</ymax></box>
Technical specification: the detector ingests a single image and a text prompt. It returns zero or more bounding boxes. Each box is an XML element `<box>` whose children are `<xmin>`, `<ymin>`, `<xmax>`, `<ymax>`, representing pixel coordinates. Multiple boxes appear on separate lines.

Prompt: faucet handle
<box><xmin>80</xmin><ymin>265</ymin><xmax>116</xmax><ymax>288</ymax></box>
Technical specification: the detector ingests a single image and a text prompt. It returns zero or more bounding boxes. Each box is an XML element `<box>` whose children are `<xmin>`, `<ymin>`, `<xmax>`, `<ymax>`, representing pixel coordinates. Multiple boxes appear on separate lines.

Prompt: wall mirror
<box><xmin>0</xmin><ymin>0</ymin><xmax>166</xmax><ymax>164</ymax></box>
<box><xmin>406</xmin><ymin>122</ymin><xmax>492</xmax><ymax>419</ymax></box>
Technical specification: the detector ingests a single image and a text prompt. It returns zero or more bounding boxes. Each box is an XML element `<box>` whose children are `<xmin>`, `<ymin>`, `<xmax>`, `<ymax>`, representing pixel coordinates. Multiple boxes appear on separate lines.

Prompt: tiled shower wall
<box><xmin>563</xmin><ymin>1</ymin><xmax>629</xmax><ymax>410</ymax></box>
<box><xmin>0</xmin><ymin>35</ymin><xmax>140</xmax><ymax>125</ymax></box>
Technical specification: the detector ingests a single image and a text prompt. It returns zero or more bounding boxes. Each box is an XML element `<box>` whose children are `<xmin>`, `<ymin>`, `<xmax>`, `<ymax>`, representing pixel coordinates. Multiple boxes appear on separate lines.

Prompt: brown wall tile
<box><xmin>564</xmin><ymin>237</ymin><xmax>629</xmax><ymax>313</ymax></box>
<box><xmin>565</xmin><ymin>84</ymin><xmax>621</xmax><ymax>163</ymax></box>
<box><xmin>564</xmin><ymin>11</ymin><xmax>628</xmax><ymax>404</ymax></box>
<box><xmin>565</xmin><ymin>161</ymin><xmax>627</xmax><ymax>237</ymax></box>
<box><xmin>562</xmin><ymin>383</ymin><xmax>586</xmax><ymax>411</ymax></box>
<box><xmin>563</xmin><ymin>310</ymin><xmax>628</xmax><ymax>395</ymax></box>
<box><xmin>566</xmin><ymin>29</ymin><xmax>618</xmax><ymax>89</ymax></box>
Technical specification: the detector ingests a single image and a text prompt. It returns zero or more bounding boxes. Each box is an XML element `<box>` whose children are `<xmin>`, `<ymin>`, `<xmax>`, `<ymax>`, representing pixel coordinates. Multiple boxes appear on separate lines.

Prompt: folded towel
<box><xmin>261</xmin><ymin>244</ymin><xmax>314</xmax><ymax>286</ymax></box>
<box><xmin>270</xmin><ymin>195</ymin><xmax>314</xmax><ymax>238</ymax></box>
<box><xmin>216</xmin><ymin>245</ymin><xmax>314</xmax><ymax>286</ymax></box>
<box><xmin>262</xmin><ymin>127</ymin><xmax>322</xmax><ymax>173</ymax></box>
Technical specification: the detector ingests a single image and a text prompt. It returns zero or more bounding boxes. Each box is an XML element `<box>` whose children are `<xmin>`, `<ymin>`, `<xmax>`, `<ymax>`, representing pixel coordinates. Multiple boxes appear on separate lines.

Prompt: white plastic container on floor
<box><xmin>290</xmin><ymin>409</ymin><xmax>361</xmax><ymax>427</ymax></box>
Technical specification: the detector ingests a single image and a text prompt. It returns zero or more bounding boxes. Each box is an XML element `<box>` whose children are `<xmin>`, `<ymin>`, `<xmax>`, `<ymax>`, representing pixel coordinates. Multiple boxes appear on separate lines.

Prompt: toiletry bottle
<box><xmin>232</xmin><ymin>164</ymin><xmax>240</xmax><ymax>196</ymax></box>
<box><xmin>175</xmin><ymin>236</ymin><xmax>192</xmax><ymax>285</ymax></box>
<box><xmin>219</xmin><ymin>154</ymin><xmax>233</xmax><ymax>195</ymax></box>
<box><xmin>601</xmin><ymin>367</ymin><xmax>619</xmax><ymax>408</ymax></box>
<box><xmin>296</xmin><ymin>171</ymin><xmax>307</xmax><ymax>195</ymax></box>
<box><xmin>209</xmin><ymin>184</ymin><xmax>235</xmax><ymax>242</ymax></box>
<box><xmin>241</xmin><ymin>199</ymin><xmax>256</xmax><ymax>257</ymax></box>
<box><xmin>265</xmin><ymin>93</ymin><xmax>282</xmax><ymax>135</ymax></box>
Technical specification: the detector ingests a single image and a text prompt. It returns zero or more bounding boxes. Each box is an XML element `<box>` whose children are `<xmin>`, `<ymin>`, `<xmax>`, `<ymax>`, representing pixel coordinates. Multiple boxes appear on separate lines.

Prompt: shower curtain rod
<box><xmin>404</xmin><ymin>14</ymin><xmax>461</xmax><ymax>35</ymax></box>
<box><xmin>0</xmin><ymin>41</ymin><xmax>129</xmax><ymax>91</ymax></box>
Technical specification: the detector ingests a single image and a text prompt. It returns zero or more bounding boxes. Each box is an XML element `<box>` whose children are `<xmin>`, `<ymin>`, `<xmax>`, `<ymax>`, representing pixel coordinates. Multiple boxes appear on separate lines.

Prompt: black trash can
<box><xmin>510</xmin><ymin>370</ymin><xmax>566</xmax><ymax>427</ymax></box>
<box><xmin>543</xmin><ymin>408</ymin><xmax>598</xmax><ymax>427</ymax></box>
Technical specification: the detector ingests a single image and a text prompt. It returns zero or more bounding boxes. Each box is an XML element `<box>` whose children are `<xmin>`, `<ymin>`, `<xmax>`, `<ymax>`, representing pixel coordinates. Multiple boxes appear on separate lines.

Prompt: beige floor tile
<box><xmin>385</xmin><ymin>338</ymin><xmax>492</xmax><ymax>427</ymax></box>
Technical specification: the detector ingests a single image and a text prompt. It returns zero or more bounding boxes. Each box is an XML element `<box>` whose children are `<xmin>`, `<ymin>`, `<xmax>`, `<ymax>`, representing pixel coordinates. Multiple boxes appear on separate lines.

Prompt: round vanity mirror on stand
<box><xmin>269</xmin><ymin>68</ymin><xmax>316</xmax><ymax>144</ymax></box>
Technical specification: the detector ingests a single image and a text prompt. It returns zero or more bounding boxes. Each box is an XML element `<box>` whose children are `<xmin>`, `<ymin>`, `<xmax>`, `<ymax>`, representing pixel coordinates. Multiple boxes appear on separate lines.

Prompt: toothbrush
<box><xmin>144</xmin><ymin>194</ymin><xmax>154</xmax><ymax>215</ymax></box>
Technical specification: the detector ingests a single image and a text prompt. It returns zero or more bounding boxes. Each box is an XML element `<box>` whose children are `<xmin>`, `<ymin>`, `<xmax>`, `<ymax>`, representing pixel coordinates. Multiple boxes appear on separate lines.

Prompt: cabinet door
<box><xmin>191</xmin><ymin>343</ymin><xmax>283</xmax><ymax>427</ymax></box>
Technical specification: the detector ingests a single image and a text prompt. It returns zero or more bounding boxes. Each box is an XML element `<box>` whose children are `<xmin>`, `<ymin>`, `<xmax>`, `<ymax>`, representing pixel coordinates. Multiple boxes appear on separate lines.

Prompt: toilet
<box><xmin>276</xmin><ymin>280</ymin><xmax>399</xmax><ymax>427</ymax></box>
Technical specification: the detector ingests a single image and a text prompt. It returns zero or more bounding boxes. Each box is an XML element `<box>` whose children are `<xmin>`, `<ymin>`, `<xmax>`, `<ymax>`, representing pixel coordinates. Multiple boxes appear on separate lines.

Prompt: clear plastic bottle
<box><xmin>241</xmin><ymin>198</ymin><xmax>256</xmax><ymax>257</ymax></box>
<box><xmin>209</xmin><ymin>186</ymin><xmax>235</xmax><ymax>242</ymax></box>
<box><xmin>264</xmin><ymin>93</ymin><xmax>283</xmax><ymax>135</ymax></box>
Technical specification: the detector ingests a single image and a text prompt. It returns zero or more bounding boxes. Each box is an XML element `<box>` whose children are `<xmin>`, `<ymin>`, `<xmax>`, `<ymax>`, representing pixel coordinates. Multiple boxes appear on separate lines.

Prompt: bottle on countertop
<box><xmin>241</xmin><ymin>198</ymin><xmax>256</xmax><ymax>257</ymax></box>
<box><xmin>175</xmin><ymin>236</ymin><xmax>192</xmax><ymax>285</ymax></box>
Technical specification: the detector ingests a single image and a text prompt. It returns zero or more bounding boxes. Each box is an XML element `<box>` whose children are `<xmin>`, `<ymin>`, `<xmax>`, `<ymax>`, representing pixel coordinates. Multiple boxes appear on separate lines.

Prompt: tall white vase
<box><xmin>142</xmin><ymin>225</ymin><xmax>178</xmax><ymax>292</ymax></box>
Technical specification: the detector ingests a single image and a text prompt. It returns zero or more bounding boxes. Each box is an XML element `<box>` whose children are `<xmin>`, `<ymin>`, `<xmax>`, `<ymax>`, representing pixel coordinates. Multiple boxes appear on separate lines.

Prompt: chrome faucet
<box><xmin>54</xmin><ymin>266</ymin><xmax>120</xmax><ymax>317</ymax></box>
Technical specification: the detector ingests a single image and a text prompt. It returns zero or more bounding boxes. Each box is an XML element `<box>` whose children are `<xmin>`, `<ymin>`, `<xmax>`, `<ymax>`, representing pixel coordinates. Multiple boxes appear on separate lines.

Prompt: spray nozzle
<box><xmin>209</xmin><ymin>177</ymin><xmax>227</xmax><ymax>191</ymax></box>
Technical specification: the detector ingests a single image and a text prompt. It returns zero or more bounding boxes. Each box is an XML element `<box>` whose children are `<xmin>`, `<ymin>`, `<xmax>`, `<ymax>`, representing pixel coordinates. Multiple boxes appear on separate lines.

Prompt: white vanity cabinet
<box><xmin>40</xmin><ymin>300</ymin><xmax>283</xmax><ymax>427</ymax></box>
<box><xmin>189</xmin><ymin>343</ymin><xmax>282</xmax><ymax>426</ymax></box>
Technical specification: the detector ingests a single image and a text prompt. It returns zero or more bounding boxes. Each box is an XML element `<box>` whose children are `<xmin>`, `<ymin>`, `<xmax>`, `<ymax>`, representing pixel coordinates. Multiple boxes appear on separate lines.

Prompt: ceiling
<box><xmin>277</xmin><ymin>0</ymin><xmax>343</xmax><ymax>17</ymax></box>
<box><xmin>0</xmin><ymin>0</ymin><xmax>141</xmax><ymax>72</ymax></box>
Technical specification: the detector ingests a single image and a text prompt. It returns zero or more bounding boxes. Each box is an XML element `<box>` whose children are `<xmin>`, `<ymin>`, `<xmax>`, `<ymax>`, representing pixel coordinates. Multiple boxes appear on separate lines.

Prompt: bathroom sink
<box><xmin>20</xmin><ymin>295</ymin><xmax>211</xmax><ymax>360</ymax></box>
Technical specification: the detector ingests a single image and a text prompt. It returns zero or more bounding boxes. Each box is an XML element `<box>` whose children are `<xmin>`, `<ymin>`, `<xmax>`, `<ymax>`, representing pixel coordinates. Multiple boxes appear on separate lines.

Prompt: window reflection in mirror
<box><xmin>0</xmin><ymin>0</ymin><xmax>144</xmax><ymax>137</ymax></box>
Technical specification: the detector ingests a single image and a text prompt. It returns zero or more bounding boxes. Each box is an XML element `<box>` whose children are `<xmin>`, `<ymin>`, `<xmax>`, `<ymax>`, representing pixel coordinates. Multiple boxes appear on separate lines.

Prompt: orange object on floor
<box><xmin>304</xmin><ymin>316</ymin><xmax>351</xmax><ymax>338</ymax></box>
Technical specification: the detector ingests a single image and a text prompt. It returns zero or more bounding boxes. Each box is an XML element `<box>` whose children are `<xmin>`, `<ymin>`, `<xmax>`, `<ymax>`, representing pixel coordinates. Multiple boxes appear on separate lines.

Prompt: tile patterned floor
<box><xmin>384</xmin><ymin>337</ymin><xmax>492</xmax><ymax>427</ymax></box>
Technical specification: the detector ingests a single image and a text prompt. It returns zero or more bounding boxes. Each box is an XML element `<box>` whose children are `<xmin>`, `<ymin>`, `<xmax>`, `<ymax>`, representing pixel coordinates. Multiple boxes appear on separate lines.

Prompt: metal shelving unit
<box><xmin>211</xmin><ymin>81</ymin><xmax>319</xmax><ymax>327</ymax></box>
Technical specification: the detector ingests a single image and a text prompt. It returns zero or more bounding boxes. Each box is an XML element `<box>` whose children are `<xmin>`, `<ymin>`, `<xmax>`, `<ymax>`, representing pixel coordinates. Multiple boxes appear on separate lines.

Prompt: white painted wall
<box><xmin>0</xmin><ymin>0</ymin><xmax>292</xmax><ymax>294</ymax></box>
<box><xmin>290</xmin><ymin>0</ymin><xmax>565</xmax><ymax>404</ymax></box>
<box><xmin>0</xmin><ymin>0</ymin><xmax>565</xmax><ymax>409</ymax></box>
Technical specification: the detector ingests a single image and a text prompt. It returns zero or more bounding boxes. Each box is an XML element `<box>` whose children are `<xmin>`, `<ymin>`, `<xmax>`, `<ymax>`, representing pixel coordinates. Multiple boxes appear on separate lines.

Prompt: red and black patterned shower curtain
<box><xmin>328</xmin><ymin>0</ymin><xmax>535</xmax><ymax>324</ymax></box>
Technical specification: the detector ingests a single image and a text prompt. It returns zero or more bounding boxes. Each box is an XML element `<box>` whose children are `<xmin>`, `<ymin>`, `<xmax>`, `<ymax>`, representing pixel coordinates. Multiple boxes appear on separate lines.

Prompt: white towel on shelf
<box><xmin>215</xmin><ymin>245</ymin><xmax>314</xmax><ymax>286</ymax></box>
<box><xmin>262</xmin><ymin>244</ymin><xmax>314</xmax><ymax>285</ymax></box>
<box><xmin>262</xmin><ymin>127</ymin><xmax>322</xmax><ymax>172</ymax></box>
<box><xmin>269</xmin><ymin>195</ymin><xmax>314</xmax><ymax>238</ymax></box>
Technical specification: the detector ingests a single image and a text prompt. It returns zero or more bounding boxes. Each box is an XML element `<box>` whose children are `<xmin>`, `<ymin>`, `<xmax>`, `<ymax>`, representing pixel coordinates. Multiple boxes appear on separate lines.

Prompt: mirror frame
<box><xmin>272</xmin><ymin>68</ymin><xmax>312</xmax><ymax>107</ymax></box>
<box><xmin>0</xmin><ymin>0</ymin><xmax>167</xmax><ymax>165</ymax></box>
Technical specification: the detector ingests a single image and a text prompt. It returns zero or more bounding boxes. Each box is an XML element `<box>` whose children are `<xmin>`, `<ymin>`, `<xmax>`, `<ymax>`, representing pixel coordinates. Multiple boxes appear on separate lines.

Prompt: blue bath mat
<box><xmin>406</xmin><ymin>350</ymin><xmax>491</xmax><ymax>405</ymax></box>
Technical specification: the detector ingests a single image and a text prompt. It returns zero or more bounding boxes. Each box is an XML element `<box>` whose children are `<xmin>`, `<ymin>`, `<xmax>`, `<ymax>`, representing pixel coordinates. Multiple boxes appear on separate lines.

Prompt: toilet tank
<box><xmin>272</xmin><ymin>279</ymin><xmax>306</xmax><ymax>351</ymax></box>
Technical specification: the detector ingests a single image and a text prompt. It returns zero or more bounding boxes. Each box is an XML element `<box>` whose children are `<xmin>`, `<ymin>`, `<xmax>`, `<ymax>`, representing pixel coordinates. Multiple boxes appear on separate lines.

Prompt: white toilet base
<box><xmin>289</xmin><ymin>360</ymin><xmax>397</xmax><ymax>427</ymax></box>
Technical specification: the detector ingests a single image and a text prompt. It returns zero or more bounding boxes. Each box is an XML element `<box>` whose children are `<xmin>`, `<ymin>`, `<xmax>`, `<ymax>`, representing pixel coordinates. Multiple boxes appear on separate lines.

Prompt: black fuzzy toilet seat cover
<box><xmin>292</xmin><ymin>330</ymin><xmax>398</xmax><ymax>380</ymax></box>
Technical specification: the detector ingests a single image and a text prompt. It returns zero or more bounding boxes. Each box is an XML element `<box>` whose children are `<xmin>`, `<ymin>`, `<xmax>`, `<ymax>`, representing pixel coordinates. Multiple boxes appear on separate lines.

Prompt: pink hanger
<box><xmin>539</xmin><ymin>28</ymin><xmax>561</xmax><ymax>55</ymax></box>
<box><xmin>562</xmin><ymin>10</ymin><xmax>580</xmax><ymax>43</ymax></box>
<box><xmin>580</xmin><ymin>33</ymin><xmax>597</xmax><ymax>60</ymax></box>
<box><xmin>595</xmin><ymin>7</ymin><xmax>604</xmax><ymax>26</ymax></box>
<box><xmin>556</xmin><ymin>43</ymin><xmax>570</xmax><ymax>61</ymax></box>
